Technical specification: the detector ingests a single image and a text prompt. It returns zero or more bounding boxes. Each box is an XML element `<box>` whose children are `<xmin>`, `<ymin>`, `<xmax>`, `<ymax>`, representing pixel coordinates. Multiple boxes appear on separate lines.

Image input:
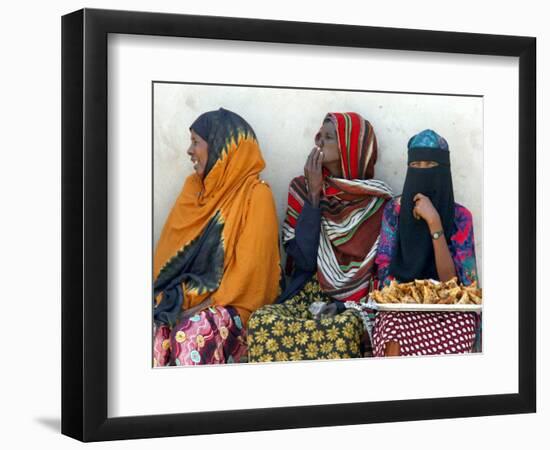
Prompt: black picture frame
<box><xmin>61</xmin><ymin>8</ymin><xmax>536</xmax><ymax>442</ymax></box>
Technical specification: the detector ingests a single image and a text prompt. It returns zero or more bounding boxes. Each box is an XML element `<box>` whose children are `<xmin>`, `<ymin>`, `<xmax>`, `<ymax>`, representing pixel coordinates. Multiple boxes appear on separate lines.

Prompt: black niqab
<box><xmin>389</xmin><ymin>147</ymin><xmax>455</xmax><ymax>282</ymax></box>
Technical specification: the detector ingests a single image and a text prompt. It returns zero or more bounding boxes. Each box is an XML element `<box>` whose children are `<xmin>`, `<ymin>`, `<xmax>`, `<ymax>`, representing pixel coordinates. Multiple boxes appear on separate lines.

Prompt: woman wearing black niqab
<box><xmin>372</xmin><ymin>129</ymin><xmax>481</xmax><ymax>357</ymax></box>
<box><xmin>390</xmin><ymin>129</ymin><xmax>456</xmax><ymax>283</ymax></box>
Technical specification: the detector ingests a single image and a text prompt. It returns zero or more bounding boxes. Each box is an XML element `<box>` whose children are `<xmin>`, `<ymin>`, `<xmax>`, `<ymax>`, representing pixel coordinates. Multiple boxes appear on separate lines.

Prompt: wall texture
<box><xmin>154</xmin><ymin>83</ymin><xmax>483</xmax><ymax>283</ymax></box>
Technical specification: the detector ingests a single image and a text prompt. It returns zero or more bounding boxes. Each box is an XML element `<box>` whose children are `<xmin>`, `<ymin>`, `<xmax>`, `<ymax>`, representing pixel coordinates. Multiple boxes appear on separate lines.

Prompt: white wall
<box><xmin>154</xmin><ymin>84</ymin><xmax>483</xmax><ymax>281</ymax></box>
<box><xmin>1</xmin><ymin>1</ymin><xmax>546</xmax><ymax>449</ymax></box>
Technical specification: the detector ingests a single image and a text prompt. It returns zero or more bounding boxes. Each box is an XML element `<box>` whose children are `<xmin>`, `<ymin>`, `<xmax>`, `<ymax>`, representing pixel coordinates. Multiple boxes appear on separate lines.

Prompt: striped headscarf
<box><xmin>282</xmin><ymin>112</ymin><xmax>392</xmax><ymax>302</ymax></box>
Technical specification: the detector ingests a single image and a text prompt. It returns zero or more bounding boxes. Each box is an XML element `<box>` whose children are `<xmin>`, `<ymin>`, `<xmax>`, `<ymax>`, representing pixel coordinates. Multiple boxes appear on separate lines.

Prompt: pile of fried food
<box><xmin>370</xmin><ymin>278</ymin><xmax>482</xmax><ymax>305</ymax></box>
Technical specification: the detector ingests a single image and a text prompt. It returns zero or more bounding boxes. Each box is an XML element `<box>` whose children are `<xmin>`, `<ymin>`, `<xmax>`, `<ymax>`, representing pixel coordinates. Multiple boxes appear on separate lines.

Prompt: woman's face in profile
<box><xmin>187</xmin><ymin>130</ymin><xmax>208</xmax><ymax>179</ymax></box>
<box><xmin>315</xmin><ymin>120</ymin><xmax>340</xmax><ymax>166</ymax></box>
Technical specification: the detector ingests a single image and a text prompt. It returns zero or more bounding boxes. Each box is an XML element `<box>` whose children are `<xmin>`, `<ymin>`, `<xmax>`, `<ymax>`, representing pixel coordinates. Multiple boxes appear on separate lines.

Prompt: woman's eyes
<box><xmin>410</xmin><ymin>162</ymin><xmax>438</xmax><ymax>168</ymax></box>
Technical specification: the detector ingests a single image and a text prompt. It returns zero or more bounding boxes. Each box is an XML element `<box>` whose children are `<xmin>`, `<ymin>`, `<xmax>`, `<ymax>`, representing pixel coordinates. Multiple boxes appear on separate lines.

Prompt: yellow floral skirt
<box><xmin>247</xmin><ymin>277</ymin><xmax>364</xmax><ymax>362</ymax></box>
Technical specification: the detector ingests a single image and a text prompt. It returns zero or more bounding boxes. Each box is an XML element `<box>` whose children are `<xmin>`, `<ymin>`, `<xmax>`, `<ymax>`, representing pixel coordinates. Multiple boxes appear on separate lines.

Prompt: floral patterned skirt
<box><xmin>247</xmin><ymin>277</ymin><xmax>364</xmax><ymax>362</ymax></box>
<box><xmin>372</xmin><ymin>311</ymin><xmax>478</xmax><ymax>357</ymax></box>
<box><xmin>153</xmin><ymin>305</ymin><xmax>247</xmax><ymax>366</ymax></box>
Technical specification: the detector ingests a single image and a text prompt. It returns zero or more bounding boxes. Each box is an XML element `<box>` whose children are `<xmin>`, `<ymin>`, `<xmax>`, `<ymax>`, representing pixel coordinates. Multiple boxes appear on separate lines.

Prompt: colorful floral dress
<box><xmin>153</xmin><ymin>305</ymin><xmax>247</xmax><ymax>366</ymax></box>
<box><xmin>372</xmin><ymin>198</ymin><xmax>481</xmax><ymax>357</ymax></box>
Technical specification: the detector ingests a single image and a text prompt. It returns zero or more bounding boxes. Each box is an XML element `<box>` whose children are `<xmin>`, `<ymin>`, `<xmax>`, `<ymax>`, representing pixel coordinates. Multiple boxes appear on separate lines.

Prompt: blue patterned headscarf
<box><xmin>408</xmin><ymin>129</ymin><xmax>449</xmax><ymax>151</ymax></box>
<box><xmin>389</xmin><ymin>129</ymin><xmax>455</xmax><ymax>282</ymax></box>
<box><xmin>406</xmin><ymin>129</ymin><xmax>450</xmax><ymax>166</ymax></box>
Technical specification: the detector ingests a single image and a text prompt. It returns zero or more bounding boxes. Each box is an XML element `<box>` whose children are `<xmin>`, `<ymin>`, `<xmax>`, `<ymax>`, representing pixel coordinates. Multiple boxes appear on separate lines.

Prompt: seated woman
<box><xmin>373</xmin><ymin>129</ymin><xmax>480</xmax><ymax>357</ymax></box>
<box><xmin>153</xmin><ymin>108</ymin><xmax>281</xmax><ymax>366</ymax></box>
<box><xmin>247</xmin><ymin>112</ymin><xmax>393</xmax><ymax>362</ymax></box>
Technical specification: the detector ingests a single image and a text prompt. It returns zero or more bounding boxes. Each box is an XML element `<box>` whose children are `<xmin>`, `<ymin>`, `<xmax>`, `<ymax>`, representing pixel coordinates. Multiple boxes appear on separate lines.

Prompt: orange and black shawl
<box><xmin>282</xmin><ymin>112</ymin><xmax>392</xmax><ymax>302</ymax></box>
<box><xmin>153</xmin><ymin>108</ymin><xmax>280</xmax><ymax>326</ymax></box>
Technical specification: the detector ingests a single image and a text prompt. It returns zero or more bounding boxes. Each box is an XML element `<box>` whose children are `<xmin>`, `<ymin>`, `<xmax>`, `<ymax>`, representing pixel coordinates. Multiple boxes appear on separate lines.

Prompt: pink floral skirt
<box><xmin>373</xmin><ymin>311</ymin><xmax>478</xmax><ymax>357</ymax></box>
<box><xmin>153</xmin><ymin>305</ymin><xmax>247</xmax><ymax>366</ymax></box>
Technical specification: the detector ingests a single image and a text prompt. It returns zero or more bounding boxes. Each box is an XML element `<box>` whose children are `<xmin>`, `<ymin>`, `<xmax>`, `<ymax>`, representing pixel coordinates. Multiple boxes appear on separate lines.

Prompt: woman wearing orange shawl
<box><xmin>153</xmin><ymin>108</ymin><xmax>280</xmax><ymax>366</ymax></box>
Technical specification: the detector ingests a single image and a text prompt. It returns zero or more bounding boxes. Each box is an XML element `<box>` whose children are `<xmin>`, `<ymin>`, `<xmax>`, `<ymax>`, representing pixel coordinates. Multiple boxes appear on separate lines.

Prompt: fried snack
<box><xmin>370</xmin><ymin>278</ymin><xmax>482</xmax><ymax>306</ymax></box>
<box><xmin>463</xmin><ymin>282</ymin><xmax>483</xmax><ymax>302</ymax></box>
<box><xmin>386</xmin><ymin>293</ymin><xmax>400</xmax><ymax>303</ymax></box>
<box><xmin>414</xmin><ymin>279</ymin><xmax>427</xmax><ymax>289</ymax></box>
<box><xmin>371</xmin><ymin>290</ymin><xmax>387</xmax><ymax>304</ymax></box>
<box><xmin>402</xmin><ymin>295</ymin><xmax>417</xmax><ymax>304</ymax></box>
<box><xmin>438</xmin><ymin>296</ymin><xmax>455</xmax><ymax>305</ymax></box>
<box><xmin>410</xmin><ymin>286</ymin><xmax>423</xmax><ymax>303</ymax></box>
<box><xmin>457</xmin><ymin>291</ymin><xmax>470</xmax><ymax>304</ymax></box>
<box><xmin>388</xmin><ymin>280</ymin><xmax>400</xmax><ymax>294</ymax></box>
<box><xmin>469</xmin><ymin>293</ymin><xmax>482</xmax><ymax>305</ymax></box>
<box><xmin>422</xmin><ymin>285</ymin><xmax>438</xmax><ymax>304</ymax></box>
<box><xmin>448</xmin><ymin>287</ymin><xmax>462</xmax><ymax>301</ymax></box>
<box><xmin>446</xmin><ymin>277</ymin><xmax>459</xmax><ymax>289</ymax></box>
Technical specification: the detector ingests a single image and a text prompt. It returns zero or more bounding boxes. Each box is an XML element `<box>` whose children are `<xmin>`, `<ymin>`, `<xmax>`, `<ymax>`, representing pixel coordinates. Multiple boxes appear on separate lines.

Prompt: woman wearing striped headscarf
<box><xmin>153</xmin><ymin>108</ymin><xmax>281</xmax><ymax>367</ymax></box>
<box><xmin>247</xmin><ymin>112</ymin><xmax>392</xmax><ymax>362</ymax></box>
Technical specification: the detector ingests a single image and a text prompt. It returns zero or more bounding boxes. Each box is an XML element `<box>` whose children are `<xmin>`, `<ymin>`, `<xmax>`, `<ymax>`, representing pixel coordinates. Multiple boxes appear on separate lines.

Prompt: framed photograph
<box><xmin>62</xmin><ymin>8</ymin><xmax>536</xmax><ymax>442</ymax></box>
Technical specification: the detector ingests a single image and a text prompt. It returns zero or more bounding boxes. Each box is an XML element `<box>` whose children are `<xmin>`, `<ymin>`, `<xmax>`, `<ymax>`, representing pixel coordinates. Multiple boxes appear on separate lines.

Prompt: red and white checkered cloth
<box><xmin>373</xmin><ymin>311</ymin><xmax>477</xmax><ymax>356</ymax></box>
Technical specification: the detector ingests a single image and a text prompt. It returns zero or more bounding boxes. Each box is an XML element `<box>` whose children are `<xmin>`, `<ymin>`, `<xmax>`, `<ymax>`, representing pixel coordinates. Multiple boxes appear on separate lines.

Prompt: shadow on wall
<box><xmin>34</xmin><ymin>417</ymin><xmax>60</xmax><ymax>433</ymax></box>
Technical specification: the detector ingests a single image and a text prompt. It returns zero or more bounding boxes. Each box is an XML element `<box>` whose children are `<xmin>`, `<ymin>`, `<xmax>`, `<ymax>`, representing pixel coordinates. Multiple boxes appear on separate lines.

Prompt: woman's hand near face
<box><xmin>304</xmin><ymin>146</ymin><xmax>323</xmax><ymax>207</ymax></box>
<box><xmin>412</xmin><ymin>193</ymin><xmax>441</xmax><ymax>232</ymax></box>
<box><xmin>413</xmin><ymin>193</ymin><xmax>457</xmax><ymax>282</ymax></box>
<box><xmin>413</xmin><ymin>193</ymin><xmax>457</xmax><ymax>281</ymax></box>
